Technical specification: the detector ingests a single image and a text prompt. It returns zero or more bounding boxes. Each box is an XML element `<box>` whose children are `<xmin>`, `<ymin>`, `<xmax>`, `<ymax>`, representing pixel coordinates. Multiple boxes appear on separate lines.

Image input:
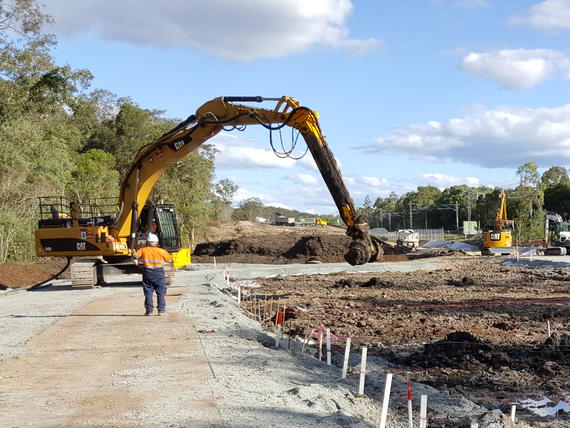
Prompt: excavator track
<box><xmin>70</xmin><ymin>259</ymin><xmax>97</xmax><ymax>289</ymax></box>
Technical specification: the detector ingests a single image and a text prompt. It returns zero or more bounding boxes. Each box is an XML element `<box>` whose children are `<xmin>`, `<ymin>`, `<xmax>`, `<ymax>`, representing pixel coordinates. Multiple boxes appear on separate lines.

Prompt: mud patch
<box><xmin>193</xmin><ymin>234</ymin><xmax>354</xmax><ymax>264</ymax></box>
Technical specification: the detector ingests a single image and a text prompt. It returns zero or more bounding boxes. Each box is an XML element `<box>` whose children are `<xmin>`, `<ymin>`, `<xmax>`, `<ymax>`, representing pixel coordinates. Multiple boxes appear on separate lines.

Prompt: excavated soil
<box><xmin>193</xmin><ymin>233</ymin><xmax>355</xmax><ymax>264</ymax></box>
<box><xmin>192</xmin><ymin>221</ymin><xmax>458</xmax><ymax>264</ymax></box>
<box><xmin>0</xmin><ymin>258</ymin><xmax>68</xmax><ymax>289</ymax></box>
<box><xmin>249</xmin><ymin>257</ymin><xmax>570</xmax><ymax>424</ymax></box>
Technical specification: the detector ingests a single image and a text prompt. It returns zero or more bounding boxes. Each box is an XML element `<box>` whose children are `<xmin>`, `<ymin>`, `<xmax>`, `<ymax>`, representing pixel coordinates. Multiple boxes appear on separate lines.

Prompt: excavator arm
<box><xmin>113</xmin><ymin>96</ymin><xmax>382</xmax><ymax>265</ymax></box>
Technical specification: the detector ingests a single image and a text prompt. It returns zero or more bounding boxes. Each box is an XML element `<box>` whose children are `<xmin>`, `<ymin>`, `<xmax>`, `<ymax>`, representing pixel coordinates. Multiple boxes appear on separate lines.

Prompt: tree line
<box><xmin>360</xmin><ymin>162</ymin><xmax>570</xmax><ymax>244</ymax></box>
<box><xmin>0</xmin><ymin>1</ymin><xmax>237</xmax><ymax>262</ymax></box>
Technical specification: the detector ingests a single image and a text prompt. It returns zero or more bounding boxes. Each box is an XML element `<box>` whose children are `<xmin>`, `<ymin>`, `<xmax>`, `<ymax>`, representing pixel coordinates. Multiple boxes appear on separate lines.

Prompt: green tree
<box><xmin>544</xmin><ymin>184</ymin><xmax>570</xmax><ymax>219</ymax></box>
<box><xmin>232</xmin><ymin>198</ymin><xmax>264</xmax><ymax>222</ymax></box>
<box><xmin>516</xmin><ymin>161</ymin><xmax>540</xmax><ymax>188</ymax></box>
<box><xmin>541</xmin><ymin>166</ymin><xmax>570</xmax><ymax>188</ymax></box>
<box><xmin>86</xmin><ymin>103</ymin><xmax>173</xmax><ymax>178</ymax></box>
<box><xmin>214</xmin><ymin>178</ymin><xmax>238</xmax><ymax>204</ymax></box>
<box><xmin>67</xmin><ymin>149</ymin><xmax>120</xmax><ymax>202</ymax></box>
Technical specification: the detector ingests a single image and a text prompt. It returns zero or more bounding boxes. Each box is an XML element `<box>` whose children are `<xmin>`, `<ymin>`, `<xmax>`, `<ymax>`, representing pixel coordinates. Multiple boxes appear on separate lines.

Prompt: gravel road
<box><xmin>0</xmin><ymin>260</ymin><xmax>533</xmax><ymax>427</ymax></box>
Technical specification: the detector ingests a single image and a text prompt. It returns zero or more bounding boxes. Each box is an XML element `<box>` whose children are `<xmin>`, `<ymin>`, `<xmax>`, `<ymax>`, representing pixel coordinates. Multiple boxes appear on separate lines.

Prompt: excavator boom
<box><xmin>114</xmin><ymin>96</ymin><xmax>380</xmax><ymax>264</ymax></box>
<box><xmin>36</xmin><ymin>96</ymin><xmax>382</xmax><ymax>270</ymax></box>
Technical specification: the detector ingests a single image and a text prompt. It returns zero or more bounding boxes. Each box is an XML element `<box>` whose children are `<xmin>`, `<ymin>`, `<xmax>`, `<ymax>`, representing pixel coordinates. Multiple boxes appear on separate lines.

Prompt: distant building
<box><xmin>255</xmin><ymin>217</ymin><xmax>269</xmax><ymax>223</ymax></box>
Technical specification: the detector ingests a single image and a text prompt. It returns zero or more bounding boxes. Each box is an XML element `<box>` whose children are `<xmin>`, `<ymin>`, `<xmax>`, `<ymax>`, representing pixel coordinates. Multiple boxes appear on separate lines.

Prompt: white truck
<box><xmin>396</xmin><ymin>229</ymin><xmax>420</xmax><ymax>249</ymax></box>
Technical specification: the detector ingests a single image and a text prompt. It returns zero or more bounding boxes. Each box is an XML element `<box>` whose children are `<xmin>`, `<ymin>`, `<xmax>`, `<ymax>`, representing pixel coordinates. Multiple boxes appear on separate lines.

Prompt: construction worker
<box><xmin>132</xmin><ymin>233</ymin><xmax>173</xmax><ymax>316</ymax></box>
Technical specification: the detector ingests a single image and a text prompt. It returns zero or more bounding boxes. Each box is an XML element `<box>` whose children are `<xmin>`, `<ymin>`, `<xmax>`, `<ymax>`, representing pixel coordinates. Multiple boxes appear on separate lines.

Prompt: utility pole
<box><xmin>424</xmin><ymin>210</ymin><xmax>428</xmax><ymax>229</ymax></box>
<box><xmin>388</xmin><ymin>212</ymin><xmax>392</xmax><ymax>231</ymax></box>
<box><xmin>379</xmin><ymin>208</ymin><xmax>383</xmax><ymax>229</ymax></box>
<box><xmin>409</xmin><ymin>201</ymin><xmax>413</xmax><ymax>230</ymax></box>
<box><xmin>455</xmin><ymin>200</ymin><xmax>459</xmax><ymax>233</ymax></box>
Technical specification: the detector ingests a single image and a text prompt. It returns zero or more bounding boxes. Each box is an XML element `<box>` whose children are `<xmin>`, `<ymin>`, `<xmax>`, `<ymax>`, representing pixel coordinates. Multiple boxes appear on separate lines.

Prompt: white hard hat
<box><xmin>147</xmin><ymin>233</ymin><xmax>159</xmax><ymax>243</ymax></box>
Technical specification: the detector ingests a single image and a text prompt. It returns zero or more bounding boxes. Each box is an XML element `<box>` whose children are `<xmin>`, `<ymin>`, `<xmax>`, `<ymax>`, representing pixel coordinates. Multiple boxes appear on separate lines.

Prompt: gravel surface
<box><xmin>0</xmin><ymin>282</ymin><xmax>115</xmax><ymax>362</ymax></box>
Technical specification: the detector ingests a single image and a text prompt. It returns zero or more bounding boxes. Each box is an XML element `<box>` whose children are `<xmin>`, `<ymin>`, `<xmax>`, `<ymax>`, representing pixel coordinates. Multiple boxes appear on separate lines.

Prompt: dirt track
<box><xmin>0</xmin><ymin>288</ymin><xmax>221</xmax><ymax>427</ymax></box>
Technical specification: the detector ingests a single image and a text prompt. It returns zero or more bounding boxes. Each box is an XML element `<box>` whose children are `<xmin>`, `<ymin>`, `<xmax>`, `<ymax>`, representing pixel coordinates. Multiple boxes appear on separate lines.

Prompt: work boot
<box><xmin>145</xmin><ymin>311</ymin><xmax>152</xmax><ymax>316</ymax></box>
<box><xmin>158</xmin><ymin>311</ymin><xmax>165</xmax><ymax>316</ymax></box>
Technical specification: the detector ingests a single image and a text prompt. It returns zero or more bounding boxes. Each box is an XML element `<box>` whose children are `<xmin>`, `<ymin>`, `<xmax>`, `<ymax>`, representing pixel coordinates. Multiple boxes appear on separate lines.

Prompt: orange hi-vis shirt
<box><xmin>134</xmin><ymin>246</ymin><xmax>173</xmax><ymax>269</ymax></box>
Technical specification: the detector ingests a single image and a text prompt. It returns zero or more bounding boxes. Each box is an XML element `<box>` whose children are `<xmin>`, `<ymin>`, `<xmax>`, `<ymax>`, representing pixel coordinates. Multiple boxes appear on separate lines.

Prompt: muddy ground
<box><xmin>238</xmin><ymin>257</ymin><xmax>570</xmax><ymax>425</ymax></box>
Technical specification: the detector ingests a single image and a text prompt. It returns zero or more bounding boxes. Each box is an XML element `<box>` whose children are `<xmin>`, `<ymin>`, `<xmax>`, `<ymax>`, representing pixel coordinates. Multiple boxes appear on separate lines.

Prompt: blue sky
<box><xmin>43</xmin><ymin>0</ymin><xmax>570</xmax><ymax>214</ymax></box>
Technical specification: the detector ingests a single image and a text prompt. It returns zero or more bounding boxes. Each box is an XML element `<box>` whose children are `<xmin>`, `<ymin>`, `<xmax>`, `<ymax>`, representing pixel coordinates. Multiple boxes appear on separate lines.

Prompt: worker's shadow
<box><xmin>27</xmin><ymin>281</ymin><xmax>143</xmax><ymax>292</ymax></box>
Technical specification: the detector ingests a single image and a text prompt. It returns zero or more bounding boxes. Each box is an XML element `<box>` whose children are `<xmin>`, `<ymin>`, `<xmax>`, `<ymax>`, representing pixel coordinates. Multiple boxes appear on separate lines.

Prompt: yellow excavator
<box><xmin>315</xmin><ymin>218</ymin><xmax>328</xmax><ymax>227</ymax></box>
<box><xmin>481</xmin><ymin>189</ymin><xmax>514</xmax><ymax>255</ymax></box>
<box><xmin>35</xmin><ymin>96</ymin><xmax>389</xmax><ymax>287</ymax></box>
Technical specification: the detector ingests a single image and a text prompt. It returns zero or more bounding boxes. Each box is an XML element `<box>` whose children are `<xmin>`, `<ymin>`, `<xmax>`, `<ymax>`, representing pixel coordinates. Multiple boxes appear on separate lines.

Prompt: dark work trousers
<box><xmin>142</xmin><ymin>267</ymin><xmax>166</xmax><ymax>312</ymax></box>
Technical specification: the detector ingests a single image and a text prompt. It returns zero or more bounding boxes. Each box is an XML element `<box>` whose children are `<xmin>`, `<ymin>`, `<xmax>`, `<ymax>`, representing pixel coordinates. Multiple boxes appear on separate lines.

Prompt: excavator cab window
<box><xmin>154</xmin><ymin>205</ymin><xmax>181</xmax><ymax>252</ymax></box>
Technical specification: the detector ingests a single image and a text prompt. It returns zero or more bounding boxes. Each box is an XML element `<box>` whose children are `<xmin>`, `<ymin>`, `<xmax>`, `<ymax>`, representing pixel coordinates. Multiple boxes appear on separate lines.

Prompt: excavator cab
<box><xmin>137</xmin><ymin>203</ymin><xmax>182</xmax><ymax>252</ymax></box>
<box><xmin>137</xmin><ymin>203</ymin><xmax>190</xmax><ymax>273</ymax></box>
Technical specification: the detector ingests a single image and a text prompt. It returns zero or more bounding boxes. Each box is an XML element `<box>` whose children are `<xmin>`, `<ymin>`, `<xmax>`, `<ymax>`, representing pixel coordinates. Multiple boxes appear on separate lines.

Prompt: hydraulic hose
<box><xmin>25</xmin><ymin>257</ymin><xmax>72</xmax><ymax>291</ymax></box>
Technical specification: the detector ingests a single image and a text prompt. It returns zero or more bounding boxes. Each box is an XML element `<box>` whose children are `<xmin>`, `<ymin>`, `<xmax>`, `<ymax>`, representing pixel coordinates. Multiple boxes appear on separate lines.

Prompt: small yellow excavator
<box><xmin>481</xmin><ymin>189</ymin><xmax>514</xmax><ymax>255</ymax></box>
<box><xmin>315</xmin><ymin>218</ymin><xmax>328</xmax><ymax>227</ymax></box>
<box><xmin>35</xmin><ymin>96</ymin><xmax>391</xmax><ymax>287</ymax></box>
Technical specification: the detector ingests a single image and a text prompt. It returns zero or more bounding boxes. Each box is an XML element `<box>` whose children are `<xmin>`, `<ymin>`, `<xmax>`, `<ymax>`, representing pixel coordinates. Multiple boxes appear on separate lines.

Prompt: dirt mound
<box><xmin>408</xmin><ymin>331</ymin><xmax>497</xmax><ymax>367</ymax></box>
<box><xmin>193</xmin><ymin>234</ymin><xmax>352</xmax><ymax>264</ymax></box>
<box><xmin>0</xmin><ymin>259</ymin><xmax>67</xmax><ymax>289</ymax></box>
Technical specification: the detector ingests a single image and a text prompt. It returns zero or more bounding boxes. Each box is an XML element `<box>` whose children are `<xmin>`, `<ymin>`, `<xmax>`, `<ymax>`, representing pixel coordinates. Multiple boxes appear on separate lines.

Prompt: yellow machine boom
<box><xmin>482</xmin><ymin>189</ymin><xmax>514</xmax><ymax>254</ymax></box>
<box><xmin>36</xmin><ymin>96</ymin><xmax>383</xmax><ymax>276</ymax></box>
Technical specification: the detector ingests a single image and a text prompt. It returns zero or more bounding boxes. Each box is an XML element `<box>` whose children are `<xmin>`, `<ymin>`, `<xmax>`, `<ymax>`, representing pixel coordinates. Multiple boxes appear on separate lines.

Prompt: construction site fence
<box><xmin>371</xmin><ymin>228</ymin><xmax>445</xmax><ymax>242</ymax></box>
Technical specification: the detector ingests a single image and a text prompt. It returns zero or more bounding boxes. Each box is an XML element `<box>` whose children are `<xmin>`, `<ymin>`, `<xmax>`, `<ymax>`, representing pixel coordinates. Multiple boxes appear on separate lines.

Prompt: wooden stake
<box><xmin>548</xmin><ymin>320</ymin><xmax>551</xmax><ymax>337</ymax></box>
<box><xmin>379</xmin><ymin>373</ymin><xmax>393</xmax><ymax>428</ymax></box>
<box><xmin>419</xmin><ymin>395</ymin><xmax>427</xmax><ymax>428</ymax></box>
<box><xmin>358</xmin><ymin>347</ymin><xmax>367</xmax><ymax>395</ymax></box>
<box><xmin>407</xmin><ymin>380</ymin><xmax>413</xmax><ymax>428</ymax></box>
<box><xmin>301</xmin><ymin>316</ymin><xmax>312</xmax><ymax>354</ymax></box>
<box><xmin>326</xmin><ymin>328</ymin><xmax>331</xmax><ymax>365</ymax></box>
<box><xmin>287</xmin><ymin>318</ymin><xmax>292</xmax><ymax>351</ymax></box>
<box><xmin>318</xmin><ymin>329</ymin><xmax>323</xmax><ymax>361</ymax></box>
<box><xmin>274</xmin><ymin>301</ymin><xmax>280</xmax><ymax>330</ymax></box>
<box><xmin>341</xmin><ymin>337</ymin><xmax>351</xmax><ymax>379</ymax></box>
<box><xmin>275</xmin><ymin>324</ymin><xmax>282</xmax><ymax>349</ymax></box>
<box><xmin>511</xmin><ymin>405</ymin><xmax>516</xmax><ymax>423</ymax></box>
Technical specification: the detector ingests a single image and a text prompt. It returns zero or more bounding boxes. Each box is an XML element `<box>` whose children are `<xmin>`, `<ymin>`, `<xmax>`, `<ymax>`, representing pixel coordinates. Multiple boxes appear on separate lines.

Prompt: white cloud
<box><xmin>44</xmin><ymin>0</ymin><xmax>382</xmax><ymax>61</ymax></box>
<box><xmin>360</xmin><ymin>103</ymin><xmax>570</xmax><ymax>168</ymax></box>
<box><xmin>343</xmin><ymin>175</ymin><xmax>402</xmax><ymax>204</ymax></box>
<box><xmin>415</xmin><ymin>173</ymin><xmax>480</xmax><ymax>189</ymax></box>
<box><xmin>233</xmin><ymin>187</ymin><xmax>291</xmax><ymax>209</ymax></box>
<box><xmin>460</xmin><ymin>49</ymin><xmax>570</xmax><ymax>90</ymax></box>
<box><xmin>211</xmin><ymin>133</ymin><xmax>315</xmax><ymax>170</ymax></box>
<box><xmin>509</xmin><ymin>0</ymin><xmax>570</xmax><ymax>31</ymax></box>
<box><xmin>288</xmin><ymin>173</ymin><xmax>319</xmax><ymax>185</ymax></box>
